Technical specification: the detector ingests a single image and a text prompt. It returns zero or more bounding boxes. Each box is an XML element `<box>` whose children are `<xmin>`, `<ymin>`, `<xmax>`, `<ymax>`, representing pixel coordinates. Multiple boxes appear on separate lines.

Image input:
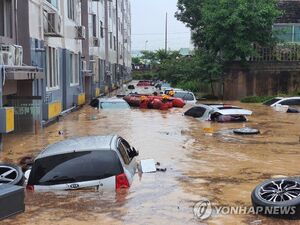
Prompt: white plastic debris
<box><xmin>140</xmin><ymin>159</ymin><xmax>157</xmax><ymax>173</ymax></box>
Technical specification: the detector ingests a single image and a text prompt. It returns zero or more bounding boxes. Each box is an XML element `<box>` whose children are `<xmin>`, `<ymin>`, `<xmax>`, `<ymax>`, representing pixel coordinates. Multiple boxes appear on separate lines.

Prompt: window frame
<box><xmin>70</xmin><ymin>53</ymin><xmax>80</xmax><ymax>86</ymax></box>
<box><xmin>0</xmin><ymin>0</ymin><xmax>13</xmax><ymax>38</ymax></box>
<box><xmin>117</xmin><ymin>139</ymin><xmax>132</xmax><ymax>165</ymax></box>
<box><xmin>92</xmin><ymin>14</ymin><xmax>97</xmax><ymax>37</ymax></box>
<box><xmin>46</xmin><ymin>47</ymin><xmax>60</xmax><ymax>91</ymax></box>
<box><xmin>67</xmin><ymin>0</ymin><xmax>75</xmax><ymax>21</ymax></box>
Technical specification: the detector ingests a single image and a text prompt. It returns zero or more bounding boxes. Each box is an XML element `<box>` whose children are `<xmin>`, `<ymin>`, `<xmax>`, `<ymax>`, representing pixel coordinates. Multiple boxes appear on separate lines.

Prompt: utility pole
<box><xmin>165</xmin><ymin>12</ymin><xmax>168</xmax><ymax>53</ymax></box>
<box><xmin>145</xmin><ymin>40</ymin><xmax>148</xmax><ymax>51</ymax></box>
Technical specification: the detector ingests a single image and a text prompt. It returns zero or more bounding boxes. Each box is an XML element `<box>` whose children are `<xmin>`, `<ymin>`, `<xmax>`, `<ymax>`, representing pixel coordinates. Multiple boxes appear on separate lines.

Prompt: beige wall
<box><xmin>223</xmin><ymin>62</ymin><xmax>300</xmax><ymax>100</ymax></box>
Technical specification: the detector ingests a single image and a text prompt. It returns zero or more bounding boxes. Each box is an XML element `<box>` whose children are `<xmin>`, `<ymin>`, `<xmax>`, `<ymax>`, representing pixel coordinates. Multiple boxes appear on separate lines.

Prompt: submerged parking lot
<box><xmin>0</xmin><ymin>101</ymin><xmax>300</xmax><ymax>225</ymax></box>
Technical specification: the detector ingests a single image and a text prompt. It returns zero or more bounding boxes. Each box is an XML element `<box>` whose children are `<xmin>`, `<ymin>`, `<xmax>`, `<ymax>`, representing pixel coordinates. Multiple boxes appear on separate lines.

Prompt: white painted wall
<box><xmin>29</xmin><ymin>0</ymin><xmax>82</xmax><ymax>53</ymax></box>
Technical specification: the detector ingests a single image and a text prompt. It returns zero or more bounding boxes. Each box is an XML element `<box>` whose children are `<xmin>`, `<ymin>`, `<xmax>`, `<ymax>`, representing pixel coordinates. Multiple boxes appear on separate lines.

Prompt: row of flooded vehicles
<box><xmin>1</xmin><ymin>80</ymin><xmax>300</xmax><ymax>220</ymax></box>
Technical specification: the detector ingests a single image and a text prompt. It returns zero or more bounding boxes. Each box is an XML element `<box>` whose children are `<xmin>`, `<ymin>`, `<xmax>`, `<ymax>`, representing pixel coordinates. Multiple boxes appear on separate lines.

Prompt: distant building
<box><xmin>0</xmin><ymin>0</ymin><xmax>132</xmax><ymax>149</ymax></box>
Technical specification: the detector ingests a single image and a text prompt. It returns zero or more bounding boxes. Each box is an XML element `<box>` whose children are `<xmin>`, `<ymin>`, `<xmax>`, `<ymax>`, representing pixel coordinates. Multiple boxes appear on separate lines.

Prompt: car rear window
<box><xmin>28</xmin><ymin>151</ymin><xmax>123</xmax><ymax>185</ymax></box>
<box><xmin>174</xmin><ymin>92</ymin><xmax>195</xmax><ymax>101</ymax></box>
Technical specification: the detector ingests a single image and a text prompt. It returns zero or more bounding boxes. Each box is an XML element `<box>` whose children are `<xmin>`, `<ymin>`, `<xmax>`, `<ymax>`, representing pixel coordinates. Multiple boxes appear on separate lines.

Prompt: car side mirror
<box><xmin>132</xmin><ymin>147</ymin><xmax>139</xmax><ymax>157</ymax></box>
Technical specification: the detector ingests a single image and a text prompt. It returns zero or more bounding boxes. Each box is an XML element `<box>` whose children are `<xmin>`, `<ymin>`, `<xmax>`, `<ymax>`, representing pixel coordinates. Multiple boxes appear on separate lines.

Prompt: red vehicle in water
<box><xmin>123</xmin><ymin>94</ymin><xmax>185</xmax><ymax>110</ymax></box>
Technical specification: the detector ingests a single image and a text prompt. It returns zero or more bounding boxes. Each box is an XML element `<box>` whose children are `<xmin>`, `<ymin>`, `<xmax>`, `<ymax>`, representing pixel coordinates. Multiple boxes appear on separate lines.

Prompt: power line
<box><xmin>132</xmin><ymin>31</ymin><xmax>190</xmax><ymax>36</ymax></box>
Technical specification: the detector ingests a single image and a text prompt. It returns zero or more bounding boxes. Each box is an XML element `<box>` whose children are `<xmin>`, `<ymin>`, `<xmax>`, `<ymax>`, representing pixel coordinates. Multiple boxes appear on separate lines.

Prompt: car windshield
<box><xmin>100</xmin><ymin>102</ymin><xmax>130</xmax><ymax>109</ymax></box>
<box><xmin>28</xmin><ymin>151</ymin><xmax>123</xmax><ymax>185</ymax></box>
<box><xmin>263</xmin><ymin>98</ymin><xmax>280</xmax><ymax>106</ymax></box>
<box><xmin>174</xmin><ymin>92</ymin><xmax>195</xmax><ymax>101</ymax></box>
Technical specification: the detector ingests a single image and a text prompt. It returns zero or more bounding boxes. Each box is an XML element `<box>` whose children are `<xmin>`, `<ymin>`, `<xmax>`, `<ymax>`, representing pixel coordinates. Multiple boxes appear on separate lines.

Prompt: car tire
<box><xmin>0</xmin><ymin>163</ymin><xmax>24</xmax><ymax>186</ymax></box>
<box><xmin>251</xmin><ymin>177</ymin><xmax>300</xmax><ymax>219</ymax></box>
<box><xmin>233</xmin><ymin>127</ymin><xmax>260</xmax><ymax>135</ymax></box>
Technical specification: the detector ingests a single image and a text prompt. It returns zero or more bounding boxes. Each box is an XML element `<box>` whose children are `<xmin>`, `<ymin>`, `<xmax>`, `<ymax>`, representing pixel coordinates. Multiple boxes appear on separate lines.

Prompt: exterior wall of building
<box><xmin>88</xmin><ymin>0</ymin><xmax>132</xmax><ymax>96</ymax></box>
<box><xmin>0</xmin><ymin>0</ymin><xmax>132</xmax><ymax>149</ymax></box>
<box><xmin>29</xmin><ymin>0</ymin><xmax>85</xmax><ymax>119</ymax></box>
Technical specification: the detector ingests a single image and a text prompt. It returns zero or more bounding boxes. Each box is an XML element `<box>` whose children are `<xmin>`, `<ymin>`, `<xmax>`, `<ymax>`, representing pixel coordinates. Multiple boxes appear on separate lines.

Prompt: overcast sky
<box><xmin>131</xmin><ymin>0</ymin><xmax>191</xmax><ymax>51</ymax></box>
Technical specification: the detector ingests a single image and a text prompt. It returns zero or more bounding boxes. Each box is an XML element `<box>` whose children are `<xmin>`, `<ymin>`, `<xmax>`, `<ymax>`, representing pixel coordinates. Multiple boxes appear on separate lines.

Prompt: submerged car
<box><xmin>90</xmin><ymin>98</ymin><xmax>130</xmax><ymax>109</ymax></box>
<box><xmin>172</xmin><ymin>91</ymin><xmax>197</xmax><ymax>104</ymax></box>
<box><xmin>263</xmin><ymin>97</ymin><xmax>300</xmax><ymax>113</ymax></box>
<box><xmin>26</xmin><ymin>135</ymin><xmax>139</xmax><ymax>191</ymax></box>
<box><xmin>184</xmin><ymin>104</ymin><xmax>252</xmax><ymax>122</ymax></box>
<box><xmin>263</xmin><ymin>97</ymin><xmax>300</xmax><ymax>107</ymax></box>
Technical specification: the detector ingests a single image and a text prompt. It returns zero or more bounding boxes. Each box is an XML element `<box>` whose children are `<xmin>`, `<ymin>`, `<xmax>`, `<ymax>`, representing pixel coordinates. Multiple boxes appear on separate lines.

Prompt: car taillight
<box><xmin>116</xmin><ymin>173</ymin><xmax>129</xmax><ymax>190</ymax></box>
<box><xmin>26</xmin><ymin>185</ymin><xmax>34</xmax><ymax>191</ymax></box>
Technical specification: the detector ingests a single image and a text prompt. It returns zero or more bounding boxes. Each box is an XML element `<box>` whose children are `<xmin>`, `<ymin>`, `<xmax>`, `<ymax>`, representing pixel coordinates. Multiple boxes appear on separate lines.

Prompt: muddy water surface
<box><xmin>0</xmin><ymin>102</ymin><xmax>300</xmax><ymax>225</ymax></box>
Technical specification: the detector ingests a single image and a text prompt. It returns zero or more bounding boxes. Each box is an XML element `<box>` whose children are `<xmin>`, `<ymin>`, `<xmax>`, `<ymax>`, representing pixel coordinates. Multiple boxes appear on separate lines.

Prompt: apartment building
<box><xmin>88</xmin><ymin>0</ymin><xmax>131</xmax><ymax>96</ymax></box>
<box><xmin>0</xmin><ymin>0</ymin><xmax>132</xmax><ymax>149</ymax></box>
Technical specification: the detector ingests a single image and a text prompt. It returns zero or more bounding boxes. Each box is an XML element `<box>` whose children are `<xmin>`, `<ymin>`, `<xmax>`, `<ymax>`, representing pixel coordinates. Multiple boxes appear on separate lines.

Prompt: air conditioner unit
<box><xmin>93</xmin><ymin>37</ymin><xmax>99</xmax><ymax>47</ymax></box>
<box><xmin>75</xmin><ymin>26</ymin><xmax>86</xmax><ymax>40</ymax></box>
<box><xmin>0</xmin><ymin>45</ymin><xmax>15</xmax><ymax>66</ymax></box>
<box><xmin>14</xmin><ymin>45</ymin><xmax>23</xmax><ymax>66</ymax></box>
<box><xmin>44</xmin><ymin>12</ymin><xmax>62</xmax><ymax>37</ymax></box>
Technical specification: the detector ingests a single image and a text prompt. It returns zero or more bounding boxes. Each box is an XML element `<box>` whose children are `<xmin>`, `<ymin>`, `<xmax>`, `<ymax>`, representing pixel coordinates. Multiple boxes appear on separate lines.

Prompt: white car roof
<box><xmin>277</xmin><ymin>97</ymin><xmax>300</xmax><ymax>100</ymax></box>
<box><xmin>36</xmin><ymin>135</ymin><xmax>118</xmax><ymax>159</ymax></box>
<box><xmin>192</xmin><ymin>104</ymin><xmax>252</xmax><ymax>115</ymax></box>
<box><xmin>99</xmin><ymin>98</ymin><xmax>127</xmax><ymax>103</ymax></box>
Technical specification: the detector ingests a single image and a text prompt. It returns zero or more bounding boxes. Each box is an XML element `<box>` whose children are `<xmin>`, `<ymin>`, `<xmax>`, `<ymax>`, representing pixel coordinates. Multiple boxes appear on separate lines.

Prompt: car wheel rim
<box><xmin>0</xmin><ymin>166</ymin><xmax>18</xmax><ymax>185</ymax></box>
<box><xmin>259</xmin><ymin>179</ymin><xmax>300</xmax><ymax>202</ymax></box>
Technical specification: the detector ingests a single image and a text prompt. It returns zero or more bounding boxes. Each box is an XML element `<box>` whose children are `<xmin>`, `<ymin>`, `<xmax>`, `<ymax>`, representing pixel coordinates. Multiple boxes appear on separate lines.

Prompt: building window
<box><xmin>109</xmin><ymin>1</ymin><xmax>112</xmax><ymax>18</ymax></box>
<box><xmin>0</xmin><ymin>0</ymin><xmax>12</xmax><ymax>38</ymax></box>
<box><xmin>110</xmin><ymin>32</ymin><xmax>113</xmax><ymax>49</ymax></box>
<box><xmin>92</xmin><ymin>14</ymin><xmax>97</xmax><ymax>37</ymax></box>
<box><xmin>273</xmin><ymin>24</ymin><xmax>300</xmax><ymax>43</ymax></box>
<box><xmin>100</xmin><ymin>21</ymin><xmax>104</xmax><ymax>38</ymax></box>
<box><xmin>70</xmin><ymin>53</ymin><xmax>79</xmax><ymax>86</ymax></box>
<box><xmin>113</xmin><ymin>36</ymin><xmax>116</xmax><ymax>51</ymax></box>
<box><xmin>67</xmin><ymin>0</ymin><xmax>75</xmax><ymax>21</ymax></box>
<box><xmin>46</xmin><ymin>0</ymin><xmax>57</xmax><ymax>8</ymax></box>
<box><xmin>46</xmin><ymin>47</ymin><xmax>59</xmax><ymax>90</ymax></box>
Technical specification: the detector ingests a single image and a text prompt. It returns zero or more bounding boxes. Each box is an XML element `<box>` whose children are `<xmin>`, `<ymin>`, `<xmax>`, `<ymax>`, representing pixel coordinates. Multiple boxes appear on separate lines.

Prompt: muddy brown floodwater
<box><xmin>0</xmin><ymin>102</ymin><xmax>300</xmax><ymax>225</ymax></box>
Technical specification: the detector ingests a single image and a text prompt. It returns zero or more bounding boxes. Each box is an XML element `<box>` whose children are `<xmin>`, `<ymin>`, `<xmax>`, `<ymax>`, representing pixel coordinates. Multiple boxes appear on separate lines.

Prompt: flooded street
<box><xmin>0</xmin><ymin>102</ymin><xmax>300</xmax><ymax>225</ymax></box>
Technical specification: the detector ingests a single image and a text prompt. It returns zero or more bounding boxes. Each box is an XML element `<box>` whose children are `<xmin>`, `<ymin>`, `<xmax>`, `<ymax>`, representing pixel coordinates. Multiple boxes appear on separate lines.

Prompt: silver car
<box><xmin>26</xmin><ymin>135</ymin><xmax>138</xmax><ymax>191</ymax></box>
<box><xmin>184</xmin><ymin>104</ymin><xmax>253</xmax><ymax>122</ymax></box>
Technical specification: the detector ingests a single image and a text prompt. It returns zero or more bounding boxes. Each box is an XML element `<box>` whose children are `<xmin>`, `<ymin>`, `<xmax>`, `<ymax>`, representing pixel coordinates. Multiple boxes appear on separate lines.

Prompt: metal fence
<box><xmin>250</xmin><ymin>44</ymin><xmax>300</xmax><ymax>61</ymax></box>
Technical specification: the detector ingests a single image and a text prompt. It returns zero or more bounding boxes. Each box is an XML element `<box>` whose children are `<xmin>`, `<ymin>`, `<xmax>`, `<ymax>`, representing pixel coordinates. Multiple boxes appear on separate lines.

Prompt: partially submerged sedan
<box><xmin>90</xmin><ymin>98</ymin><xmax>130</xmax><ymax>109</ymax></box>
<box><xmin>26</xmin><ymin>135</ymin><xmax>138</xmax><ymax>191</ymax></box>
<box><xmin>263</xmin><ymin>97</ymin><xmax>300</xmax><ymax>113</ymax></box>
<box><xmin>263</xmin><ymin>97</ymin><xmax>300</xmax><ymax>107</ymax></box>
<box><xmin>184</xmin><ymin>104</ymin><xmax>252</xmax><ymax>122</ymax></box>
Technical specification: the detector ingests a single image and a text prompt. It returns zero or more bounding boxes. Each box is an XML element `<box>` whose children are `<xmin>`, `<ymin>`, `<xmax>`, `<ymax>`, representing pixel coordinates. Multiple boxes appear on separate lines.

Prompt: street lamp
<box><xmin>145</xmin><ymin>40</ymin><xmax>148</xmax><ymax>51</ymax></box>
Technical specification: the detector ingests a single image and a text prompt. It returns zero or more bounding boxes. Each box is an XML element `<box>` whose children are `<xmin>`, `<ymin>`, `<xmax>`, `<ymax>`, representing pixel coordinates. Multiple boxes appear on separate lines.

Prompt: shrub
<box><xmin>240</xmin><ymin>96</ymin><xmax>274</xmax><ymax>103</ymax></box>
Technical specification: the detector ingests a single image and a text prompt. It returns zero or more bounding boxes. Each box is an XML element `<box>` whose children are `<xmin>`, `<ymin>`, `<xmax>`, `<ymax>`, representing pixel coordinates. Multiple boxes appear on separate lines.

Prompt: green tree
<box><xmin>176</xmin><ymin>0</ymin><xmax>282</xmax><ymax>61</ymax></box>
<box><xmin>132</xmin><ymin>57</ymin><xmax>141</xmax><ymax>65</ymax></box>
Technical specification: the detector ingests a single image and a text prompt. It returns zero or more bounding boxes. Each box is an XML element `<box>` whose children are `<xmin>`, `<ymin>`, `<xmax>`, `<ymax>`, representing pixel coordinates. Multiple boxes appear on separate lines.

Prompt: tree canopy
<box><xmin>176</xmin><ymin>0</ymin><xmax>282</xmax><ymax>61</ymax></box>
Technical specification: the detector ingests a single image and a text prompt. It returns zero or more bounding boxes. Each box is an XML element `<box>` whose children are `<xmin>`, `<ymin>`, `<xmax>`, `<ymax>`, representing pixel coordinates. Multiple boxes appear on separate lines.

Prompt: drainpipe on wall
<box><xmin>116</xmin><ymin>0</ymin><xmax>119</xmax><ymax>67</ymax></box>
<box><xmin>104</xmin><ymin>0</ymin><xmax>109</xmax><ymax>66</ymax></box>
<box><xmin>104</xmin><ymin>0</ymin><xmax>111</xmax><ymax>91</ymax></box>
<box><xmin>0</xmin><ymin>66</ymin><xmax>3</xmax><ymax>150</ymax></box>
